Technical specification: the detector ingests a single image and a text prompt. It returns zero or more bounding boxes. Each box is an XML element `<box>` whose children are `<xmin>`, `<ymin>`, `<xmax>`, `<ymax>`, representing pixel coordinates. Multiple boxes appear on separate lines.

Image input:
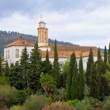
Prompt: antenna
<box><xmin>40</xmin><ymin>15</ymin><xmax>44</xmax><ymax>22</ymax></box>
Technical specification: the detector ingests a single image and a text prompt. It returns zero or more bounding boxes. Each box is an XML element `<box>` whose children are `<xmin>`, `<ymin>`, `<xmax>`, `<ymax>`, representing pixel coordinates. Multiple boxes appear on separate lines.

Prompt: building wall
<box><xmin>4</xmin><ymin>46</ymin><xmax>33</xmax><ymax>65</ymax></box>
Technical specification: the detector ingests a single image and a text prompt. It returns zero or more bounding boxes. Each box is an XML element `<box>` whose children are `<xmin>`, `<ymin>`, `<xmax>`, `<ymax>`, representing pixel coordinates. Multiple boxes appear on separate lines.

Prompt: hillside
<box><xmin>0</xmin><ymin>30</ymin><xmax>79</xmax><ymax>54</ymax></box>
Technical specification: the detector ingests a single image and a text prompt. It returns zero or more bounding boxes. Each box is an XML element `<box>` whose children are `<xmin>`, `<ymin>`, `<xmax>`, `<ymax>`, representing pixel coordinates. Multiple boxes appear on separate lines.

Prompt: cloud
<box><xmin>0</xmin><ymin>0</ymin><xmax>110</xmax><ymax>48</ymax></box>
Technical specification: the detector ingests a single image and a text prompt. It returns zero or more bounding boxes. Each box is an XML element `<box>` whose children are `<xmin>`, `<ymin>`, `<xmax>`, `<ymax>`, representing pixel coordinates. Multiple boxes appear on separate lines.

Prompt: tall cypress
<box><xmin>66</xmin><ymin>52</ymin><xmax>78</xmax><ymax>99</ymax></box>
<box><xmin>78</xmin><ymin>55</ymin><xmax>85</xmax><ymax>99</ymax></box>
<box><xmin>95</xmin><ymin>48</ymin><xmax>109</xmax><ymax>100</ymax></box>
<box><xmin>108</xmin><ymin>43</ymin><xmax>110</xmax><ymax>64</ymax></box>
<box><xmin>4</xmin><ymin>61</ymin><xmax>10</xmax><ymax>76</ymax></box>
<box><xmin>41</xmin><ymin>49</ymin><xmax>52</xmax><ymax>74</ymax></box>
<box><xmin>89</xmin><ymin>63</ymin><xmax>99</xmax><ymax>99</ymax></box>
<box><xmin>29</xmin><ymin>40</ymin><xmax>42</xmax><ymax>92</ymax></box>
<box><xmin>97</xmin><ymin>48</ymin><xmax>102</xmax><ymax>61</ymax></box>
<box><xmin>0</xmin><ymin>55</ymin><xmax>2</xmax><ymax>75</ymax></box>
<box><xmin>20</xmin><ymin>47</ymin><xmax>29</xmax><ymax>89</ymax></box>
<box><xmin>86</xmin><ymin>48</ymin><xmax>94</xmax><ymax>86</ymax></box>
<box><xmin>30</xmin><ymin>41</ymin><xmax>41</xmax><ymax>64</ymax></box>
<box><xmin>104</xmin><ymin>46</ymin><xmax>107</xmax><ymax>63</ymax></box>
<box><xmin>53</xmin><ymin>40</ymin><xmax>60</xmax><ymax>87</ymax></box>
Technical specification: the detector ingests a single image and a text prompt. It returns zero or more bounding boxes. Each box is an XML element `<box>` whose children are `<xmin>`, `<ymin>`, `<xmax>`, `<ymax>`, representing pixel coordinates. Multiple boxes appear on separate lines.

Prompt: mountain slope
<box><xmin>0</xmin><ymin>30</ymin><xmax>78</xmax><ymax>54</ymax></box>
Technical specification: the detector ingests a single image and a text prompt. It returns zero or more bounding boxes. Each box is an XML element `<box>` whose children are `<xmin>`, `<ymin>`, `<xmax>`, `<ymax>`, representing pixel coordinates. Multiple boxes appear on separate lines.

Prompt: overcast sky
<box><xmin>0</xmin><ymin>0</ymin><xmax>110</xmax><ymax>47</ymax></box>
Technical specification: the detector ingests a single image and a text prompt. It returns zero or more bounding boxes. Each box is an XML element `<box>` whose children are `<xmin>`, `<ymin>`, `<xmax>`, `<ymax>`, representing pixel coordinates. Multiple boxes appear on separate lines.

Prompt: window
<box><xmin>16</xmin><ymin>49</ymin><xmax>19</xmax><ymax>58</ymax></box>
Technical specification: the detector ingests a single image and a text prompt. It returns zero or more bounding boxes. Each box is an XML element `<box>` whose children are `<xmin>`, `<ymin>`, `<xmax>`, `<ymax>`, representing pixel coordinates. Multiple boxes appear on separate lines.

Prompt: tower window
<box><xmin>16</xmin><ymin>49</ymin><xmax>19</xmax><ymax>58</ymax></box>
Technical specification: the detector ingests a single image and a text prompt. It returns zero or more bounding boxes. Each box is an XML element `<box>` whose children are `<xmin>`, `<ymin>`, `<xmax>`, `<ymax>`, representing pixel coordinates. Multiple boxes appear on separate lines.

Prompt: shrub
<box><xmin>0</xmin><ymin>76</ymin><xmax>10</xmax><ymax>85</ymax></box>
<box><xmin>23</xmin><ymin>95</ymin><xmax>49</xmax><ymax>110</ymax></box>
<box><xmin>67</xmin><ymin>99</ymin><xmax>80</xmax><ymax>108</ymax></box>
<box><xmin>76</xmin><ymin>97</ymin><xmax>101</xmax><ymax>110</ymax></box>
<box><xmin>0</xmin><ymin>85</ymin><xmax>17</xmax><ymax>107</ymax></box>
<box><xmin>40</xmin><ymin>74</ymin><xmax>56</xmax><ymax>96</ymax></box>
<box><xmin>10</xmin><ymin>105</ymin><xmax>24</xmax><ymax>110</ymax></box>
<box><xmin>42</xmin><ymin>102</ymin><xmax>75</xmax><ymax>110</ymax></box>
<box><xmin>103</xmin><ymin>96</ymin><xmax>110</xmax><ymax>110</ymax></box>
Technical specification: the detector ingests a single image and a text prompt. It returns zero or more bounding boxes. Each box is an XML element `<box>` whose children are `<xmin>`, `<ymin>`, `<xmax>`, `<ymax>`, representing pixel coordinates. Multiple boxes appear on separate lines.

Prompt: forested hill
<box><xmin>0</xmin><ymin>30</ymin><xmax>76</xmax><ymax>54</ymax></box>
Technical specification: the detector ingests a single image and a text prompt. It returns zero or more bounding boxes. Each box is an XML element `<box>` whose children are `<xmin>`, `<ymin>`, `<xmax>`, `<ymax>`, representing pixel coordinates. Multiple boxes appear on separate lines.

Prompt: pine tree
<box><xmin>108</xmin><ymin>43</ymin><xmax>110</xmax><ymax>64</ymax></box>
<box><xmin>66</xmin><ymin>52</ymin><xmax>78</xmax><ymax>99</ymax></box>
<box><xmin>29</xmin><ymin>41</ymin><xmax>42</xmax><ymax>92</ymax></box>
<box><xmin>78</xmin><ymin>55</ymin><xmax>85</xmax><ymax>99</ymax></box>
<box><xmin>104</xmin><ymin>46</ymin><xmax>107</xmax><ymax>63</ymax></box>
<box><xmin>53</xmin><ymin>40</ymin><xmax>60</xmax><ymax>87</ymax></box>
<box><xmin>86</xmin><ymin>48</ymin><xmax>94</xmax><ymax>86</ymax></box>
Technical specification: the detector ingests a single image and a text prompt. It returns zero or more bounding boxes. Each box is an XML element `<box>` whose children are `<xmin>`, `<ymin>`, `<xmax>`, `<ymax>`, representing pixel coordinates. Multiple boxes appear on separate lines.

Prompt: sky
<box><xmin>0</xmin><ymin>0</ymin><xmax>110</xmax><ymax>48</ymax></box>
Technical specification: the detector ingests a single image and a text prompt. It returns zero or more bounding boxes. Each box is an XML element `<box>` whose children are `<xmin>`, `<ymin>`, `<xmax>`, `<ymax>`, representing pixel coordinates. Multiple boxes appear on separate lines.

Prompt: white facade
<box><xmin>4</xmin><ymin>46</ymin><xmax>33</xmax><ymax>65</ymax></box>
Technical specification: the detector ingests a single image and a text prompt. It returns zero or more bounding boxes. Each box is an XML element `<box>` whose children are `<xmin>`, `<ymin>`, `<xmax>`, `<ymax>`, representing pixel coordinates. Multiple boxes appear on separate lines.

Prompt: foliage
<box><xmin>42</xmin><ymin>102</ymin><xmax>75</xmax><ymax>110</ymax></box>
<box><xmin>103</xmin><ymin>96</ymin><xmax>110</xmax><ymax>110</ymax></box>
<box><xmin>10</xmin><ymin>105</ymin><xmax>24</xmax><ymax>110</ymax></box>
<box><xmin>77</xmin><ymin>97</ymin><xmax>101</xmax><ymax>110</ymax></box>
<box><xmin>86</xmin><ymin>48</ymin><xmax>94</xmax><ymax>86</ymax></box>
<box><xmin>66</xmin><ymin>52</ymin><xmax>79</xmax><ymax>100</ymax></box>
<box><xmin>0</xmin><ymin>76</ymin><xmax>10</xmax><ymax>85</ymax></box>
<box><xmin>0</xmin><ymin>85</ymin><xmax>17</xmax><ymax>107</ymax></box>
<box><xmin>52</xmin><ymin>40</ymin><xmax>60</xmax><ymax>87</ymax></box>
<box><xmin>40</xmin><ymin>74</ymin><xmax>56</xmax><ymax>96</ymax></box>
<box><xmin>104</xmin><ymin>46</ymin><xmax>107</xmax><ymax>63</ymax></box>
<box><xmin>23</xmin><ymin>95</ymin><xmax>49</xmax><ymax>110</ymax></box>
<box><xmin>78</xmin><ymin>56</ymin><xmax>85</xmax><ymax>99</ymax></box>
<box><xmin>108</xmin><ymin>43</ymin><xmax>110</xmax><ymax>64</ymax></box>
<box><xmin>67</xmin><ymin>99</ymin><xmax>80</xmax><ymax>108</ymax></box>
<box><xmin>29</xmin><ymin>41</ymin><xmax>42</xmax><ymax>92</ymax></box>
<box><xmin>0</xmin><ymin>55</ymin><xmax>3</xmax><ymax>75</ymax></box>
<box><xmin>41</xmin><ymin>50</ymin><xmax>52</xmax><ymax>74</ymax></box>
<box><xmin>9</xmin><ymin>63</ymin><xmax>26</xmax><ymax>89</ymax></box>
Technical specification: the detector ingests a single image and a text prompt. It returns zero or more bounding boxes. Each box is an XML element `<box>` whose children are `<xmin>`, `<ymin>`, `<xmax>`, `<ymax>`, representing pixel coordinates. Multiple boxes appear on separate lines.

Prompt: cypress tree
<box><xmin>20</xmin><ymin>47</ymin><xmax>29</xmax><ymax>65</ymax></box>
<box><xmin>104</xmin><ymin>46</ymin><xmax>107</xmax><ymax>63</ymax></box>
<box><xmin>108</xmin><ymin>43</ymin><xmax>110</xmax><ymax>64</ymax></box>
<box><xmin>78</xmin><ymin>55</ymin><xmax>85</xmax><ymax>99</ymax></box>
<box><xmin>97</xmin><ymin>48</ymin><xmax>102</xmax><ymax>61</ymax></box>
<box><xmin>20</xmin><ymin>47</ymin><xmax>29</xmax><ymax>89</ymax></box>
<box><xmin>86</xmin><ymin>48</ymin><xmax>94</xmax><ymax>86</ymax></box>
<box><xmin>89</xmin><ymin>63</ymin><xmax>100</xmax><ymax>99</ymax></box>
<box><xmin>66</xmin><ymin>52</ymin><xmax>78</xmax><ymax>99</ymax></box>
<box><xmin>53</xmin><ymin>40</ymin><xmax>60</xmax><ymax>87</ymax></box>
<box><xmin>30</xmin><ymin>41</ymin><xmax>41</xmax><ymax>64</ymax></box>
<box><xmin>0</xmin><ymin>55</ymin><xmax>2</xmax><ymax>75</ymax></box>
<box><xmin>4</xmin><ymin>61</ymin><xmax>10</xmax><ymax>76</ymax></box>
<box><xmin>29</xmin><ymin>41</ymin><xmax>42</xmax><ymax>92</ymax></box>
<box><xmin>95</xmin><ymin>48</ymin><xmax>109</xmax><ymax>100</ymax></box>
<box><xmin>41</xmin><ymin>49</ymin><xmax>52</xmax><ymax>74</ymax></box>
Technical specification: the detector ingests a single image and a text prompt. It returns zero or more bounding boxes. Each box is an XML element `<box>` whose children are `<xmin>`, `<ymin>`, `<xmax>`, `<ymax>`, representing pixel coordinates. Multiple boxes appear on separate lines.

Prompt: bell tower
<box><xmin>38</xmin><ymin>21</ymin><xmax>48</xmax><ymax>47</ymax></box>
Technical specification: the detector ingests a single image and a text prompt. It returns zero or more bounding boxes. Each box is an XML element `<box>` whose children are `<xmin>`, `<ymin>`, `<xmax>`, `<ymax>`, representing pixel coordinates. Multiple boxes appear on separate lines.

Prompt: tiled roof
<box><xmin>6</xmin><ymin>37</ymin><xmax>34</xmax><ymax>47</ymax></box>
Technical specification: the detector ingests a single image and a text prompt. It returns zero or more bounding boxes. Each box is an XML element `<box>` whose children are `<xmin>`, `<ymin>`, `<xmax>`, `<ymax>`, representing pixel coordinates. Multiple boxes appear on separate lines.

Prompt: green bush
<box><xmin>103</xmin><ymin>96</ymin><xmax>110</xmax><ymax>110</ymax></box>
<box><xmin>67</xmin><ymin>99</ymin><xmax>80</xmax><ymax>108</ymax></box>
<box><xmin>10</xmin><ymin>105</ymin><xmax>24</xmax><ymax>110</ymax></box>
<box><xmin>76</xmin><ymin>97</ymin><xmax>101</xmax><ymax>110</ymax></box>
<box><xmin>0</xmin><ymin>76</ymin><xmax>10</xmax><ymax>85</ymax></box>
<box><xmin>23</xmin><ymin>95</ymin><xmax>49</xmax><ymax>110</ymax></box>
<box><xmin>0</xmin><ymin>85</ymin><xmax>17</xmax><ymax>107</ymax></box>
